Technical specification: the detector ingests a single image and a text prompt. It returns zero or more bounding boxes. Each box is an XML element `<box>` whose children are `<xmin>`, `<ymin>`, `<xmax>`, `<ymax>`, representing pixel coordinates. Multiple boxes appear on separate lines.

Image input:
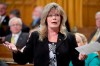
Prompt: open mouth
<box><xmin>52</xmin><ymin>22</ymin><xmax>57</xmax><ymax>24</ymax></box>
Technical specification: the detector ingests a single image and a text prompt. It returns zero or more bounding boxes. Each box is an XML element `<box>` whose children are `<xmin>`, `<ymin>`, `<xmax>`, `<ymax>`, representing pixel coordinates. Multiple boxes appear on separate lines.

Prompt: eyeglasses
<box><xmin>10</xmin><ymin>24</ymin><xmax>21</xmax><ymax>27</ymax></box>
<box><xmin>47</xmin><ymin>14</ymin><xmax>60</xmax><ymax>17</ymax></box>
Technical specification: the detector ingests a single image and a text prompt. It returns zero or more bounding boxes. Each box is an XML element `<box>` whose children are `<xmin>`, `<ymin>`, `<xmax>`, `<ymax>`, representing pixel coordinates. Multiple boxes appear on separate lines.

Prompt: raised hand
<box><xmin>3</xmin><ymin>41</ymin><xmax>18</xmax><ymax>52</ymax></box>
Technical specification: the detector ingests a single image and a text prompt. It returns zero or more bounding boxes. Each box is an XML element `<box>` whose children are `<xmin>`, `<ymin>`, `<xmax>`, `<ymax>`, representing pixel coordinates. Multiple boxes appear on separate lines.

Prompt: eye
<box><xmin>55</xmin><ymin>14</ymin><xmax>60</xmax><ymax>16</ymax></box>
<box><xmin>47</xmin><ymin>14</ymin><xmax>52</xmax><ymax>17</ymax></box>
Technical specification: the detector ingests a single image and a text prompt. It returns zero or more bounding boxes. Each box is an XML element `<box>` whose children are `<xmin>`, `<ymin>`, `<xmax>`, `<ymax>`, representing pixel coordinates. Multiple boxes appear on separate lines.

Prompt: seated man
<box><xmin>5</xmin><ymin>17</ymin><xmax>29</xmax><ymax>50</ymax></box>
<box><xmin>0</xmin><ymin>3</ymin><xmax>10</xmax><ymax>43</ymax></box>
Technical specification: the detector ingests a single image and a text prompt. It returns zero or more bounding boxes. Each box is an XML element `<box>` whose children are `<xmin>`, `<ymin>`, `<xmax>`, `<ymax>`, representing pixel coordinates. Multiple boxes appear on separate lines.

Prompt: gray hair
<box><xmin>9</xmin><ymin>17</ymin><xmax>22</xmax><ymax>26</ymax></box>
<box><xmin>39</xmin><ymin>2</ymin><xmax>67</xmax><ymax>41</ymax></box>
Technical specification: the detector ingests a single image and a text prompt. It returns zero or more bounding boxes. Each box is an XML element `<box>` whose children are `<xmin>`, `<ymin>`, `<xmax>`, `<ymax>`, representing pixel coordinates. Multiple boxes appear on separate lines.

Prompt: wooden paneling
<box><xmin>36</xmin><ymin>0</ymin><xmax>82</xmax><ymax>30</ymax></box>
<box><xmin>1</xmin><ymin>0</ymin><xmax>34</xmax><ymax>27</ymax></box>
<box><xmin>1</xmin><ymin>0</ymin><xmax>83</xmax><ymax>30</ymax></box>
<box><xmin>83</xmin><ymin>0</ymin><xmax>100</xmax><ymax>27</ymax></box>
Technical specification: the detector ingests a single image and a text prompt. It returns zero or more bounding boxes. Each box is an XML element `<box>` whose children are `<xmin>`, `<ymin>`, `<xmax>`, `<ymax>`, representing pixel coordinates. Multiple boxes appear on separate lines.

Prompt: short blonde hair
<box><xmin>75</xmin><ymin>33</ymin><xmax>87</xmax><ymax>45</ymax></box>
<box><xmin>9</xmin><ymin>17</ymin><xmax>22</xmax><ymax>26</ymax></box>
<box><xmin>39</xmin><ymin>2</ymin><xmax>67</xmax><ymax>41</ymax></box>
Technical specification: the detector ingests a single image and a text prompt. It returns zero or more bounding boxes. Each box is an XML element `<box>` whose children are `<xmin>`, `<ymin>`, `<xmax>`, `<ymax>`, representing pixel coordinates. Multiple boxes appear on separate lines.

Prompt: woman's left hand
<box><xmin>78</xmin><ymin>53</ymin><xmax>87</xmax><ymax>60</ymax></box>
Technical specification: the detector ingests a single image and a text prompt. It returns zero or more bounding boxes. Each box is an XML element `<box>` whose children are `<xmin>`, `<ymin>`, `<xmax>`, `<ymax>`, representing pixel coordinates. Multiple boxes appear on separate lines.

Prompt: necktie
<box><xmin>11</xmin><ymin>36</ymin><xmax>15</xmax><ymax>44</ymax></box>
<box><xmin>90</xmin><ymin>30</ymin><xmax>99</xmax><ymax>44</ymax></box>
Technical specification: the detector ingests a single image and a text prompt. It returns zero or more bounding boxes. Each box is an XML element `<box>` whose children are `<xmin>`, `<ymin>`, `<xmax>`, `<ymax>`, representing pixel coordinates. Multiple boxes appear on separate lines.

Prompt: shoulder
<box><xmin>5</xmin><ymin>34</ymin><xmax>12</xmax><ymax>40</ymax></box>
<box><xmin>29</xmin><ymin>31</ymin><xmax>39</xmax><ymax>39</ymax></box>
<box><xmin>4</xmin><ymin>16</ymin><xmax>9</xmax><ymax>21</ymax></box>
<box><xmin>85</xmin><ymin>53</ymin><xmax>100</xmax><ymax>64</ymax></box>
<box><xmin>87</xmin><ymin>53</ymin><xmax>99</xmax><ymax>61</ymax></box>
<box><xmin>21</xmin><ymin>33</ymin><xmax>29</xmax><ymax>36</ymax></box>
<box><xmin>67</xmin><ymin>32</ymin><xmax>75</xmax><ymax>40</ymax></box>
<box><xmin>66</xmin><ymin>32</ymin><xmax>77</xmax><ymax>48</ymax></box>
<box><xmin>5</xmin><ymin>34</ymin><xmax>11</xmax><ymax>38</ymax></box>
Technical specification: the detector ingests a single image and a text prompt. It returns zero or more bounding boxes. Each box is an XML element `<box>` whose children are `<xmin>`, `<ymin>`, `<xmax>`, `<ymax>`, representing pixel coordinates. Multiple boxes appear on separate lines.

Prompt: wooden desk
<box><xmin>0</xmin><ymin>44</ymin><xmax>13</xmax><ymax>58</ymax></box>
<box><xmin>6</xmin><ymin>62</ymin><xmax>34</xmax><ymax>66</ymax></box>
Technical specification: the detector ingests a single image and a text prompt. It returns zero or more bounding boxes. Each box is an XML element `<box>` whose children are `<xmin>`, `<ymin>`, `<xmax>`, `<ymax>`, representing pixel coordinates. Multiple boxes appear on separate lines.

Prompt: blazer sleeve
<box><xmin>13</xmin><ymin>31</ymin><xmax>38</xmax><ymax>65</ymax></box>
<box><xmin>67</xmin><ymin>33</ymin><xmax>85</xmax><ymax>66</ymax></box>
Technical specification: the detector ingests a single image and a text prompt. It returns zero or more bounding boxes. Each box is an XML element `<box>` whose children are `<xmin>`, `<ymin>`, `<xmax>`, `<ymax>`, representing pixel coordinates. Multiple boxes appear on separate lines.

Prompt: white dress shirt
<box><xmin>0</xmin><ymin>15</ymin><xmax>6</xmax><ymax>24</ymax></box>
<box><xmin>12</xmin><ymin>31</ymin><xmax>21</xmax><ymax>45</ymax></box>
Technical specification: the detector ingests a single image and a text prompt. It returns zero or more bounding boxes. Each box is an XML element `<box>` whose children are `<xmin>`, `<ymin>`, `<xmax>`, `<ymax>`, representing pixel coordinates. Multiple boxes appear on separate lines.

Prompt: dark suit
<box><xmin>89</xmin><ymin>29</ymin><xmax>100</xmax><ymax>43</ymax></box>
<box><xmin>0</xmin><ymin>16</ymin><xmax>10</xmax><ymax>37</ymax></box>
<box><xmin>5</xmin><ymin>33</ymin><xmax>29</xmax><ymax>49</ymax></box>
<box><xmin>13</xmin><ymin>32</ymin><xmax>85</xmax><ymax>66</ymax></box>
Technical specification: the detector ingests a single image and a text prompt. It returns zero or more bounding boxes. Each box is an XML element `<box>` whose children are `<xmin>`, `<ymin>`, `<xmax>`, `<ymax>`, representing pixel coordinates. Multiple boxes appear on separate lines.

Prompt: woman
<box><xmin>4</xmin><ymin>2</ymin><xmax>85</xmax><ymax>66</ymax></box>
<box><xmin>70</xmin><ymin>33</ymin><xmax>100</xmax><ymax>66</ymax></box>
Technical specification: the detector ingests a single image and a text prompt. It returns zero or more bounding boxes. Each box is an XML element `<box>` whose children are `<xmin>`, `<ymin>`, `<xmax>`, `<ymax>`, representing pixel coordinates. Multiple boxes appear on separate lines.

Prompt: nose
<box><xmin>52</xmin><ymin>15</ymin><xmax>56</xmax><ymax>19</ymax></box>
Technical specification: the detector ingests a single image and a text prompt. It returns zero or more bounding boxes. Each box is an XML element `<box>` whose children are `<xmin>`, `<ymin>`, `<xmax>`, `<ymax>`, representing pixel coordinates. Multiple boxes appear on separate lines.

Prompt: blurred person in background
<box><xmin>9</xmin><ymin>9</ymin><xmax>30</xmax><ymax>33</ymax></box>
<box><xmin>31</xmin><ymin>6</ymin><xmax>43</xmax><ymax>28</ymax></box>
<box><xmin>0</xmin><ymin>2</ymin><xmax>10</xmax><ymax>43</ymax></box>
<box><xmin>70</xmin><ymin>33</ymin><xmax>100</xmax><ymax>66</ymax></box>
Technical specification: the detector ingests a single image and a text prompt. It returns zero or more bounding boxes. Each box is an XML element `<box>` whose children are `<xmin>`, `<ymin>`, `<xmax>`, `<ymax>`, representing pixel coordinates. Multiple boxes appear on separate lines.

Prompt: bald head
<box><xmin>32</xmin><ymin>6</ymin><xmax>43</xmax><ymax>20</ymax></box>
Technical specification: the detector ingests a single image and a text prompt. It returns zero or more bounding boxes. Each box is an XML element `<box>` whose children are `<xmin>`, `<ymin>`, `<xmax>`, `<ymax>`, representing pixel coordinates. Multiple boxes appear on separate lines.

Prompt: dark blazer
<box><xmin>88</xmin><ymin>29</ymin><xmax>100</xmax><ymax>43</ymax></box>
<box><xmin>13</xmin><ymin>32</ymin><xmax>85</xmax><ymax>66</ymax></box>
<box><xmin>0</xmin><ymin>16</ymin><xmax>10</xmax><ymax>37</ymax></box>
<box><xmin>22</xmin><ymin>23</ymin><xmax>30</xmax><ymax>33</ymax></box>
<box><xmin>5</xmin><ymin>32</ymin><xmax>29</xmax><ymax>49</ymax></box>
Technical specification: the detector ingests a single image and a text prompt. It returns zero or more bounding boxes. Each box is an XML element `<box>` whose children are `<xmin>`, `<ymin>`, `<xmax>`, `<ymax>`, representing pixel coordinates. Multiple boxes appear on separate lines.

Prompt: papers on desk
<box><xmin>75</xmin><ymin>42</ymin><xmax>100</xmax><ymax>55</ymax></box>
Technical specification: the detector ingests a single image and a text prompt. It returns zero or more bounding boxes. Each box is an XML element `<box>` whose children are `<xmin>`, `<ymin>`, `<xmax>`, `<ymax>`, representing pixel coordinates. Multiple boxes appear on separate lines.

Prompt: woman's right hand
<box><xmin>3</xmin><ymin>41</ymin><xmax>18</xmax><ymax>52</ymax></box>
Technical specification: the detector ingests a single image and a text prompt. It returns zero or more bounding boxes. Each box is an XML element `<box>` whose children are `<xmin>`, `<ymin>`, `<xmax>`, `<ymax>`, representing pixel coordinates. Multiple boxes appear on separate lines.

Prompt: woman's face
<box><xmin>46</xmin><ymin>8</ymin><xmax>61</xmax><ymax>29</ymax></box>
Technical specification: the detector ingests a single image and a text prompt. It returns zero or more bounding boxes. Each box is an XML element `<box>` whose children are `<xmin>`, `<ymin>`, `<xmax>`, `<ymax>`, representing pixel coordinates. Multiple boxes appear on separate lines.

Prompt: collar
<box><xmin>97</xmin><ymin>28</ymin><xmax>100</xmax><ymax>32</ymax></box>
<box><xmin>1</xmin><ymin>15</ymin><xmax>6</xmax><ymax>22</ymax></box>
<box><xmin>12</xmin><ymin>31</ymin><xmax>21</xmax><ymax>37</ymax></box>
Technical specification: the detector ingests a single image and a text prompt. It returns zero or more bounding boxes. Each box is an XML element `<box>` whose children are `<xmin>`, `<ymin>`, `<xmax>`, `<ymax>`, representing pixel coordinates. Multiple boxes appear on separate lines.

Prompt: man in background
<box><xmin>5</xmin><ymin>17</ymin><xmax>29</xmax><ymax>50</ymax></box>
<box><xmin>31</xmin><ymin>6</ymin><xmax>43</xmax><ymax>28</ymax></box>
<box><xmin>0</xmin><ymin>3</ymin><xmax>10</xmax><ymax>43</ymax></box>
<box><xmin>9</xmin><ymin>9</ymin><xmax>30</xmax><ymax>33</ymax></box>
<box><xmin>89</xmin><ymin>11</ymin><xmax>100</xmax><ymax>58</ymax></box>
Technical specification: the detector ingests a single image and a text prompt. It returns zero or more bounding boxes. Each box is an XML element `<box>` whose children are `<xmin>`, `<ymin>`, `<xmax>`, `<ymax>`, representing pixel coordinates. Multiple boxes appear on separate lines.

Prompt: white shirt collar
<box><xmin>12</xmin><ymin>31</ymin><xmax>21</xmax><ymax>37</ymax></box>
<box><xmin>1</xmin><ymin>15</ymin><xmax>6</xmax><ymax>22</ymax></box>
<box><xmin>12</xmin><ymin>31</ymin><xmax>21</xmax><ymax>45</ymax></box>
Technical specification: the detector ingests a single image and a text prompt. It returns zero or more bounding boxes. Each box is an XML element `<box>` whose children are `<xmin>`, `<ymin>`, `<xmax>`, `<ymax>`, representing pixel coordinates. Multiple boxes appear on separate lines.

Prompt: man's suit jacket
<box><xmin>5</xmin><ymin>33</ymin><xmax>29</xmax><ymax>49</ymax></box>
<box><xmin>13</xmin><ymin>32</ymin><xmax>85</xmax><ymax>66</ymax></box>
<box><xmin>89</xmin><ymin>29</ymin><xmax>100</xmax><ymax>43</ymax></box>
<box><xmin>0</xmin><ymin>16</ymin><xmax>10</xmax><ymax>37</ymax></box>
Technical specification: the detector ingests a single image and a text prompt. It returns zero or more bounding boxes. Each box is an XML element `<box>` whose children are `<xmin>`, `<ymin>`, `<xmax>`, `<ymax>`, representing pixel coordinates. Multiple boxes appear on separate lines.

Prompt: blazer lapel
<box><xmin>8</xmin><ymin>34</ymin><xmax>12</xmax><ymax>43</ymax></box>
<box><xmin>56</xmin><ymin>32</ymin><xmax>65</xmax><ymax>50</ymax></box>
<box><xmin>97</xmin><ymin>36</ymin><xmax>100</xmax><ymax>43</ymax></box>
<box><xmin>16</xmin><ymin>33</ymin><xmax>23</xmax><ymax>46</ymax></box>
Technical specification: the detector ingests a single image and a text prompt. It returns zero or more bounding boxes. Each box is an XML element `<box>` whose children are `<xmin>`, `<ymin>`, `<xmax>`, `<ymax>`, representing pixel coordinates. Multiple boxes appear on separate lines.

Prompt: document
<box><xmin>75</xmin><ymin>42</ymin><xmax>100</xmax><ymax>55</ymax></box>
